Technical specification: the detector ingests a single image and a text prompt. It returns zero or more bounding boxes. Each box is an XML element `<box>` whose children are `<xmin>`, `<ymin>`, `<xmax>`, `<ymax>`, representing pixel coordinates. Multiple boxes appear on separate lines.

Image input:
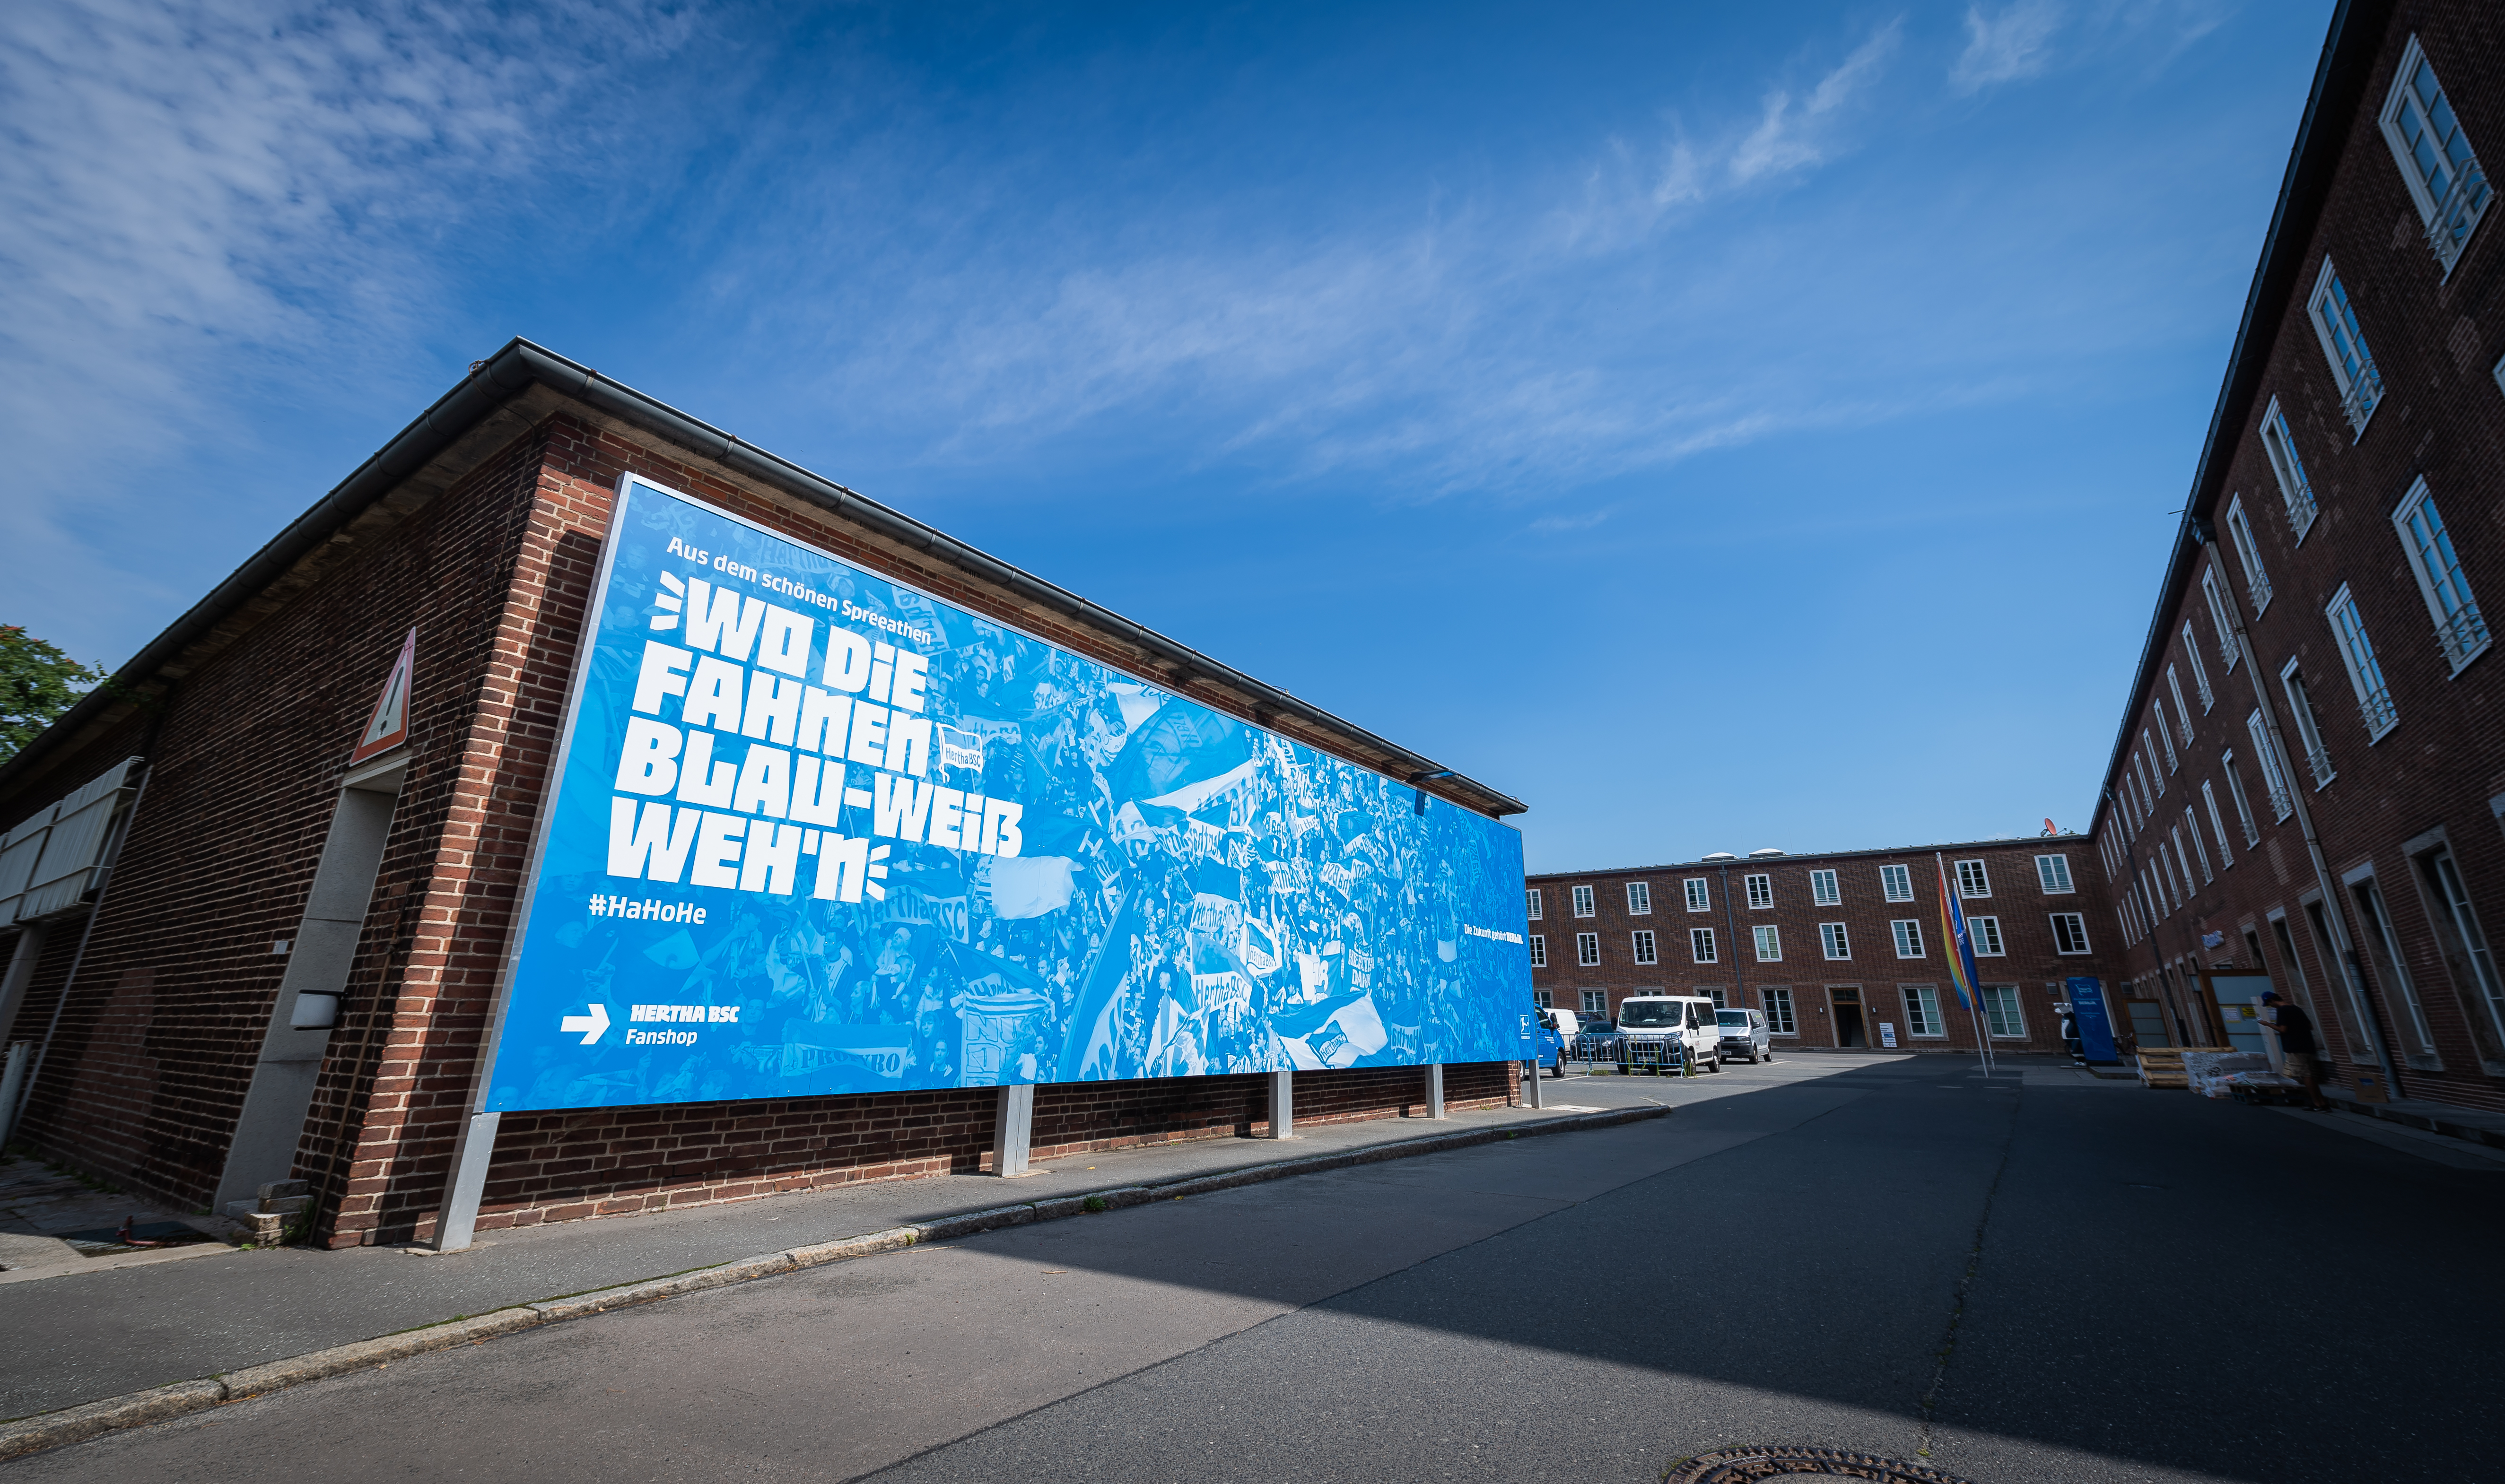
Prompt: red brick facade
<box><xmin>2091</xmin><ymin>0</ymin><xmax>2505</xmax><ymax>1116</ymax></box>
<box><xmin>0</xmin><ymin>375</ymin><xmax>1522</xmax><ymax>1247</ymax></box>
<box><xmin>1527</xmin><ymin>838</ymin><xmax>2120</xmax><ymax>1056</ymax></box>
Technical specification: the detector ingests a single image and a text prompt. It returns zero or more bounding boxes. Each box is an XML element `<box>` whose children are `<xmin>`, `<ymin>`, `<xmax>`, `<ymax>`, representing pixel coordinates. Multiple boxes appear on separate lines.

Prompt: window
<box><xmin>1745</xmin><ymin>873</ymin><xmax>1773</xmax><ymax>909</ymax></box>
<box><xmin>1705</xmin><ymin>987</ymin><xmax>1728</xmax><ymax>1009</ymax></box>
<box><xmin>1576</xmin><ymin>932</ymin><xmax>1600</xmax><ymax>967</ymax></box>
<box><xmin>1820</xmin><ymin>922</ymin><xmax>1851</xmax><ymax>960</ymax></box>
<box><xmin>2155</xmin><ymin>719</ymin><xmax>2180</xmax><ymax>775</ymax></box>
<box><xmin>2352</xmin><ymin>875</ymin><xmax>2438</xmax><ymax>1057</ymax></box>
<box><xmin>2244</xmin><ymin>713</ymin><xmax>2294</xmax><ymax>821</ymax></box>
<box><xmin>1684</xmin><ymin>878</ymin><xmax>1710</xmax><ymax>912</ymax></box>
<box><xmin>2159</xmin><ymin>839</ymin><xmax>2184</xmax><ymax>906</ymax></box>
<box><xmin>1880</xmin><ymin>864</ymin><xmax>1914</xmax><ymax>903</ymax></box>
<box><xmin>1955</xmin><ymin>859</ymin><xmax>1990</xmax><ymax>897</ymax></box>
<box><xmin>2050</xmin><ymin>912</ymin><xmax>2091</xmax><ymax>955</ymax></box>
<box><xmin>2308</xmin><ymin>260</ymin><xmax>2383</xmax><ymax>435</ymax></box>
<box><xmin>1690</xmin><ymin>928</ymin><xmax>1718</xmax><ymax>964</ymax></box>
<box><xmin>1810</xmin><ymin>868</ymin><xmax>1840</xmax><ymax>906</ymax></box>
<box><xmin>1981</xmin><ymin>985</ymin><xmax>2026</xmax><ymax>1038</ymax></box>
<box><xmin>2166</xmin><ymin>668</ymin><xmax>2194</xmax><ymax>744</ymax></box>
<box><xmin>2181</xmin><ymin>811</ymin><xmax>2212</xmax><ymax>884</ymax></box>
<box><xmin>1753</xmin><ymin>925</ymin><xmax>1782</xmax><ymax>962</ymax></box>
<box><xmin>1905</xmin><ymin>985</ymin><xmax>1944</xmax><ymax>1038</ymax></box>
<box><xmin>2182</xmin><ymin>624</ymin><xmax>2215</xmax><ymax>708</ymax></box>
<box><xmin>2420</xmin><ymin>844</ymin><xmax>2505</xmax><ymax>1043</ymax></box>
<box><xmin>1534</xmin><ymin>989</ymin><xmax>1553</xmax><ymax>1009</ymax></box>
<box><xmin>2325</xmin><ymin>585</ymin><xmax>2398</xmax><ymax>740</ymax></box>
<box><xmin>2200</xmin><ymin>781</ymin><xmax>2236</xmax><ymax>868</ymax></box>
<box><xmin>1891</xmin><ymin>920</ymin><xmax>1924</xmax><ymax>958</ymax></box>
<box><xmin>2257</xmin><ymin>400</ymin><xmax>2319</xmax><ymax>543</ymax></box>
<box><xmin>1970</xmin><ymin>916</ymin><xmax>2005</xmax><ymax>956</ymax></box>
<box><xmin>1625</xmin><ymin>882</ymin><xmax>1652</xmax><ymax>916</ymax></box>
<box><xmin>2224</xmin><ymin>496</ymin><xmax>2273</xmax><ymax>613</ymax></box>
<box><xmin>1528</xmin><ymin>935</ymin><xmax>1546</xmax><ymax>968</ymax></box>
<box><xmin>1632</xmin><ymin>929</ymin><xmax>1657</xmax><ymax>965</ymax></box>
<box><xmin>2146</xmin><ymin>734</ymin><xmax>2170</xmax><ymax>794</ymax></box>
<box><xmin>2202</xmin><ymin>567</ymin><xmax>2241</xmax><ymax>669</ymax></box>
<box><xmin>1571</xmin><ymin>885</ymin><xmax>1595</xmax><ymax>918</ymax></box>
<box><xmin>2034</xmin><ymin>854</ymin><xmax>2073</xmax><ymax>894</ymax></box>
<box><xmin>1761</xmin><ymin>987</ymin><xmax>1797</xmax><ymax>1035</ymax></box>
<box><xmin>1526</xmin><ymin>888</ymin><xmax>1542</xmax><ymax>920</ymax></box>
<box><xmin>2279</xmin><ymin>662</ymin><xmax>2336</xmax><ymax>787</ymax></box>
<box><xmin>2393</xmin><ymin>478</ymin><xmax>2490</xmax><ymax>674</ymax></box>
<box><xmin>2380</xmin><ymin>36</ymin><xmax>2490</xmax><ymax>273</ymax></box>
<box><xmin>1580</xmin><ymin>989</ymin><xmax>1610</xmax><ymax>1017</ymax></box>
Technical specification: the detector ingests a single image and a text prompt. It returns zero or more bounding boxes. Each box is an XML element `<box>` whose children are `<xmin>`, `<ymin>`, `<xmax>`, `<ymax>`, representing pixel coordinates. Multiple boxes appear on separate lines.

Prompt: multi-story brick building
<box><xmin>2089</xmin><ymin>0</ymin><xmax>2505</xmax><ymax>1114</ymax></box>
<box><xmin>1527</xmin><ymin>836</ymin><xmax>2119</xmax><ymax>1056</ymax></box>
<box><xmin>0</xmin><ymin>341</ymin><xmax>1525</xmax><ymax>1246</ymax></box>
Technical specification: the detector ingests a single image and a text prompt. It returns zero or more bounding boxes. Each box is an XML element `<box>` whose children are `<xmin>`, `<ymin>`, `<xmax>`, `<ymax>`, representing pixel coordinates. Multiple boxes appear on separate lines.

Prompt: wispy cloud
<box><xmin>1732</xmin><ymin>20</ymin><xmax>1904</xmax><ymax>183</ymax></box>
<box><xmin>1952</xmin><ymin>1</ymin><xmax>2067</xmax><ymax>93</ymax></box>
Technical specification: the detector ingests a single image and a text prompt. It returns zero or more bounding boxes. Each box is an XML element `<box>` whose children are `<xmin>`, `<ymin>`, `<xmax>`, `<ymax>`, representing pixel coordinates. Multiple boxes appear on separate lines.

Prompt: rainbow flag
<box><xmin>1936</xmin><ymin>856</ymin><xmax>1981</xmax><ymax>1010</ymax></box>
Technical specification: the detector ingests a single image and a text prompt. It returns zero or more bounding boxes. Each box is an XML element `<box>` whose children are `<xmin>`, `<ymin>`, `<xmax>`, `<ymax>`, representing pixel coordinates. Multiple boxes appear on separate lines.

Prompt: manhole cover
<box><xmin>1666</xmin><ymin>1445</ymin><xmax>1977</xmax><ymax>1482</ymax></box>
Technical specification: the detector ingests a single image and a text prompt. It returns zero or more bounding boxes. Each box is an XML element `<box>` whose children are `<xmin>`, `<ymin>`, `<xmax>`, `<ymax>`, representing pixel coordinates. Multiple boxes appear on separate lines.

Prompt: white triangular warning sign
<box><xmin>350</xmin><ymin>628</ymin><xmax>417</xmax><ymax>764</ymax></box>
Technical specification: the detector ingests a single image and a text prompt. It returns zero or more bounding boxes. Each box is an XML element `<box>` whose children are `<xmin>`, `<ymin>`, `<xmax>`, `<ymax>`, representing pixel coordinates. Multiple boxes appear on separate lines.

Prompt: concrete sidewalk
<box><xmin>1</xmin><ymin>1089</ymin><xmax>1623</xmax><ymax>1421</ymax></box>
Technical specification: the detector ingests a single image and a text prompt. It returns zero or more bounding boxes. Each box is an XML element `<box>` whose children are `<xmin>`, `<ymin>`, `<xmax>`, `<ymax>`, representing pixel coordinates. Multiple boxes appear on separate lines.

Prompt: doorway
<box><xmin>2125</xmin><ymin>999</ymin><xmax>2172</xmax><ymax>1051</ymax></box>
<box><xmin>1831</xmin><ymin>988</ymin><xmax>1867</xmax><ymax>1048</ymax></box>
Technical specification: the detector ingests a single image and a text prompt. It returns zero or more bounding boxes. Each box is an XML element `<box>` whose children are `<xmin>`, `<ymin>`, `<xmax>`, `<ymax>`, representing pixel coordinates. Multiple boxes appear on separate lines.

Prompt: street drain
<box><xmin>1665</xmin><ymin>1445</ymin><xmax>1978</xmax><ymax>1482</ymax></box>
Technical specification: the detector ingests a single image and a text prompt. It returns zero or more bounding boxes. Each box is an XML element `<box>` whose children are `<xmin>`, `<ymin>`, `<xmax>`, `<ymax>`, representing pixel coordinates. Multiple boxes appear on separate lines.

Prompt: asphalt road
<box><xmin>15</xmin><ymin>1055</ymin><xmax>2501</xmax><ymax>1482</ymax></box>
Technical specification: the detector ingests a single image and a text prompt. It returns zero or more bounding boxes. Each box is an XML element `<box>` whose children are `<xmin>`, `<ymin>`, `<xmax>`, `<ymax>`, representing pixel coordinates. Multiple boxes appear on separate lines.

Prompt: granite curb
<box><xmin>0</xmin><ymin>1103</ymin><xmax>1665</xmax><ymax>1463</ymax></box>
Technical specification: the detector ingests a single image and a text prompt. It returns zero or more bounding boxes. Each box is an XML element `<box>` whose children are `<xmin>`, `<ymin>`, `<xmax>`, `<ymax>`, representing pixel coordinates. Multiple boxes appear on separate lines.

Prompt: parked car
<box><xmin>1716</xmin><ymin>1007</ymin><xmax>1772</xmax><ymax>1064</ymax></box>
<box><xmin>1614</xmin><ymin>995</ymin><xmax>1723</xmax><ymax>1074</ymax></box>
<box><xmin>1531</xmin><ymin>1006</ymin><xmax>1580</xmax><ymax>1075</ymax></box>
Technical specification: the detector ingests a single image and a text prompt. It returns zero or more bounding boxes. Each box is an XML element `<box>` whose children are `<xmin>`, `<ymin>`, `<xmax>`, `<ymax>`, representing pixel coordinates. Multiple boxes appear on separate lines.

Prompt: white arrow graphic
<box><xmin>560</xmin><ymin>1002</ymin><xmax>611</xmax><ymax>1046</ymax></box>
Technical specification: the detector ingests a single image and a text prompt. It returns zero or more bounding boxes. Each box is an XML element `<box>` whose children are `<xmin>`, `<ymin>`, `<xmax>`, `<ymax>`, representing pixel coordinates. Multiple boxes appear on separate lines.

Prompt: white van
<box><xmin>1614</xmin><ymin>995</ymin><xmax>1724</xmax><ymax>1074</ymax></box>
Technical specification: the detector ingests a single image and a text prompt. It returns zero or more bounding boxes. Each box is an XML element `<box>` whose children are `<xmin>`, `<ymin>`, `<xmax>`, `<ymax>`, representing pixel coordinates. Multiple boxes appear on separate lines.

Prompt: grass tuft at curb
<box><xmin>0</xmin><ymin>1103</ymin><xmax>1666</xmax><ymax>1462</ymax></box>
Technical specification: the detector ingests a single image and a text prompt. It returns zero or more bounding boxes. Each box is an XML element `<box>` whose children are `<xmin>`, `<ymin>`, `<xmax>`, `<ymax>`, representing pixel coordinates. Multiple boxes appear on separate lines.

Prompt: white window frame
<box><xmin>1580</xmin><ymin>988</ymin><xmax>1609</xmax><ymax>1018</ymax></box>
<box><xmin>2307</xmin><ymin>258</ymin><xmax>2384</xmax><ymax>436</ymax></box>
<box><xmin>2034</xmin><ymin>853</ymin><xmax>2074</xmax><ymax>894</ymax></box>
<box><xmin>1879</xmin><ymin>864</ymin><xmax>1914</xmax><ymax>903</ymax></box>
<box><xmin>2352</xmin><ymin>871</ymin><xmax>2439</xmax><ymax>1058</ymax></box>
<box><xmin>1528</xmin><ymin>935</ymin><xmax>1546</xmax><ymax>968</ymax></box>
<box><xmin>2201</xmin><ymin>566</ymin><xmax>2241</xmax><ymax>671</ymax></box>
<box><xmin>2325</xmin><ymin>583</ymin><xmax>2399</xmax><ymax>742</ymax></box>
<box><xmin>1704</xmin><ymin>987</ymin><xmax>1728</xmax><ymax>1009</ymax></box>
<box><xmin>1690</xmin><ymin>927</ymin><xmax>1718</xmax><ymax>964</ymax></box>
<box><xmin>2151</xmin><ymin>720</ymin><xmax>2177</xmax><ymax>777</ymax></box>
<box><xmin>1810</xmin><ymin>868</ymin><xmax>1841</xmax><ymax>906</ymax></box>
<box><xmin>2049</xmin><ymin>912</ymin><xmax>2092</xmax><ymax>956</ymax></box>
<box><xmin>1534</xmin><ymin>988</ymin><xmax>1553</xmax><ymax>1009</ymax></box>
<box><xmin>2279</xmin><ymin>660</ymin><xmax>2338</xmax><ymax>787</ymax></box>
<box><xmin>1820</xmin><ymin>922</ymin><xmax>1851</xmax><ymax>960</ymax></box>
<box><xmin>1684</xmin><ymin>878</ymin><xmax>1711</xmax><ymax>913</ymax></box>
<box><xmin>1891</xmin><ymin>919</ymin><xmax>1924</xmax><ymax>958</ymax></box>
<box><xmin>1571</xmin><ymin>884</ymin><xmax>1596</xmax><ymax>918</ymax></box>
<box><xmin>2243</xmin><ymin>715</ymin><xmax>2294</xmax><ymax>822</ymax></box>
<box><xmin>1969</xmin><ymin>915</ymin><xmax>2005</xmax><ymax>956</ymax></box>
<box><xmin>2166</xmin><ymin>668</ymin><xmax>2194</xmax><ymax>744</ymax></box>
<box><xmin>1904</xmin><ymin>984</ymin><xmax>1945</xmax><ymax>1038</ymax></box>
<box><xmin>2379</xmin><ymin>35</ymin><xmax>2491</xmax><ymax>275</ymax></box>
<box><xmin>1632</xmin><ymin>929</ymin><xmax>1658</xmax><ymax>965</ymax></box>
<box><xmin>2392</xmin><ymin>477</ymin><xmax>2491</xmax><ymax>675</ymax></box>
<box><xmin>1954</xmin><ymin>859</ymin><xmax>1991</xmax><ymax>898</ymax></box>
<box><xmin>1981</xmin><ymin>984</ymin><xmax>2027</xmax><ymax>1038</ymax></box>
<box><xmin>1576</xmin><ymin>931</ymin><xmax>1600</xmax><ymax>967</ymax></box>
<box><xmin>2422</xmin><ymin>843</ymin><xmax>2505</xmax><ymax>1046</ymax></box>
<box><xmin>2258</xmin><ymin>399</ymin><xmax>2319</xmax><ymax>543</ymax></box>
<box><xmin>1752</xmin><ymin>925</ymin><xmax>1782</xmax><ymax>963</ymax></box>
<box><xmin>1625</xmin><ymin>881</ymin><xmax>1652</xmax><ymax>916</ymax></box>
<box><xmin>1744</xmin><ymin>873</ymin><xmax>1773</xmax><ymax>910</ymax></box>
<box><xmin>2224</xmin><ymin>495</ymin><xmax>2273</xmax><ymax>614</ymax></box>
<box><xmin>1761</xmin><ymin>987</ymin><xmax>1797</xmax><ymax>1036</ymax></box>
<box><xmin>1526</xmin><ymin>888</ymin><xmax>1542</xmax><ymax>921</ymax></box>
<box><xmin>2200</xmin><ymin>780</ymin><xmax>2236</xmax><ymax>868</ymax></box>
<box><xmin>2181</xmin><ymin>811</ymin><xmax>2213</xmax><ymax>885</ymax></box>
<box><xmin>2182</xmin><ymin>624</ymin><xmax>2216</xmax><ymax>709</ymax></box>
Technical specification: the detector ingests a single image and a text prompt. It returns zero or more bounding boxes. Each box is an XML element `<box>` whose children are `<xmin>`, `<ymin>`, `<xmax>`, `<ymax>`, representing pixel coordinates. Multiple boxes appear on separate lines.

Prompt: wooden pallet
<box><xmin>2135</xmin><ymin>1047</ymin><xmax>2233</xmax><ymax>1089</ymax></box>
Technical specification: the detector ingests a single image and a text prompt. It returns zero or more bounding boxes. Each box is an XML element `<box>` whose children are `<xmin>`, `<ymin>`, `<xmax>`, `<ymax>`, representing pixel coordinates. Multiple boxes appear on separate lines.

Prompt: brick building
<box><xmin>0</xmin><ymin>341</ymin><xmax>1524</xmax><ymax>1246</ymax></box>
<box><xmin>2088</xmin><ymin>0</ymin><xmax>2505</xmax><ymax>1114</ymax></box>
<box><xmin>1527</xmin><ymin>836</ymin><xmax>2120</xmax><ymax>1056</ymax></box>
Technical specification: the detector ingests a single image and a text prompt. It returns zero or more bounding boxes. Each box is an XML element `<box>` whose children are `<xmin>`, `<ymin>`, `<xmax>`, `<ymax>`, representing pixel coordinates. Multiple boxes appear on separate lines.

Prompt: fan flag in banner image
<box><xmin>1936</xmin><ymin>857</ymin><xmax>1980</xmax><ymax>1011</ymax></box>
<box><xmin>478</xmin><ymin>474</ymin><xmax>1533</xmax><ymax>1112</ymax></box>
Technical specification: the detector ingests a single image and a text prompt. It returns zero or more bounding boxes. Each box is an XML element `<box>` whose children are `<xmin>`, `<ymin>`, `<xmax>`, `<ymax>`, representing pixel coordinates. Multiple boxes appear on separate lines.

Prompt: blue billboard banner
<box><xmin>479</xmin><ymin>474</ymin><xmax>1531</xmax><ymax>1111</ymax></box>
<box><xmin>2065</xmin><ymin>976</ymin><xmax>2118</xmax><ymax>1063</ymax></box>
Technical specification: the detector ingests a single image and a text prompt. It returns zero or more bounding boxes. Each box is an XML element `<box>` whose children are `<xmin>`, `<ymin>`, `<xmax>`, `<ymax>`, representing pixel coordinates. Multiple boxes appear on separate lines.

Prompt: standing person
<box><xmin>2262</xmin><ymin>991</ymin><xmax>2331</xmax><ymax>1111</ymax></box>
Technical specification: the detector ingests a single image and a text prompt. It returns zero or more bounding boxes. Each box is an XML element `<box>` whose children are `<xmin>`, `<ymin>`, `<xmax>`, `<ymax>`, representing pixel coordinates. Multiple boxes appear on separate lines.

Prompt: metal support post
<box><xmin>1268</xmin><ymin>1068</ymin><xmax>1295</xmax><ymax>1138</ymax></box>
<box><xmin>1425</xmin><ymin>1063</ymin><xmax>1445</xmax><ymax>1120</ymax></box>
<box><xmin>994</xmin><ymin>1083</ymin><xmax>1034</xmax><ymax>1176</ymax></box>
<box><xmin>434</xmin><ymin>1111</ymin><xmax>501</xmax><ymax>1252</ymax></box>
<box><xmin>1523</xmin><ymin>1058</ymin><xmax>1544</xmax><ymax>1109</ymax></box>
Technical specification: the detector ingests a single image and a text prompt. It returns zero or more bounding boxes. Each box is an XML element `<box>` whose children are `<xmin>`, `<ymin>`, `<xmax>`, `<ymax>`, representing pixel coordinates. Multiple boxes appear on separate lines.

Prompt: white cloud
<box><xmin>1953</xmin><ymin>2</ymin><xmax>2067</xmax><ymax>92</ymax></box>
<box><xmin>1731</xmin><ymin>20</ymin><xmax>1903</xmax><ymax>183</ymax></box>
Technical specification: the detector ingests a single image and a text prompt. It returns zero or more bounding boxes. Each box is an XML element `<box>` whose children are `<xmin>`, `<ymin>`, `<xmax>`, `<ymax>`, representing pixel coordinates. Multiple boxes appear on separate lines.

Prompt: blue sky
<box><xmin>1</xmin><ymin>0</ymin><xmax>2332</xmax><ymax>871</ymax></box>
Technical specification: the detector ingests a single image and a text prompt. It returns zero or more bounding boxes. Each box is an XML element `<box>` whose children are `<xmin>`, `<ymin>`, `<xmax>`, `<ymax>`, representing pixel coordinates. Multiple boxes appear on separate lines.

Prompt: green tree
<box><xmin>0</xmin><ymin>627</ymin><xmax>110</xmax><ymax>764</ymax></box>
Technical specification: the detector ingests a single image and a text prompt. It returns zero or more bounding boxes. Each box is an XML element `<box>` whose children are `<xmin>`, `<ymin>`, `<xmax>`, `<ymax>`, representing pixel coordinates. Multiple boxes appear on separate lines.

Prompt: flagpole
<box><xmin>1938</xmin><ymin>852</ymin><xmax>1993</xmax><ymax>1078</ymax></box>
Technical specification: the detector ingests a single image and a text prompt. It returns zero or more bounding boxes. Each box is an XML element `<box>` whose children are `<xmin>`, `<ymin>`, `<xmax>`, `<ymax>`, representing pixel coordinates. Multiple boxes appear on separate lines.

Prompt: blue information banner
<box><xmin>2065</xmin><ymin>976</ymin><xmax>2118</xmax><ymax>1063</ymax></box>
<box><xmin>480</xmin><ymin>475</ymin><xmax>1532</xmax><ymax>1111</ymax></box>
